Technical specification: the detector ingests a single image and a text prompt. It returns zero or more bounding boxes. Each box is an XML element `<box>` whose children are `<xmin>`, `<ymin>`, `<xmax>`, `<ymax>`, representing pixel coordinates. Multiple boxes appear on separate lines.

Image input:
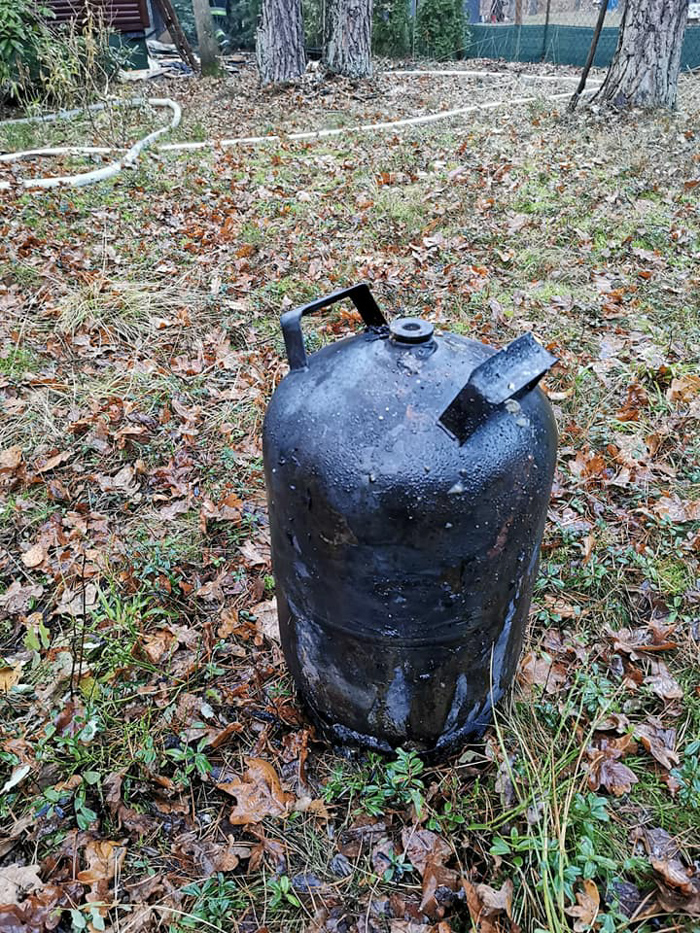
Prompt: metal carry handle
<box><xmin>439</xmin><ymin>333</ymin><xmax>557</xmax><ymax>444</ymax></box>
<box><xmin>281</xmin><ymin>283</ymin><xmax>387</xmax><ymax>372</ymax></box>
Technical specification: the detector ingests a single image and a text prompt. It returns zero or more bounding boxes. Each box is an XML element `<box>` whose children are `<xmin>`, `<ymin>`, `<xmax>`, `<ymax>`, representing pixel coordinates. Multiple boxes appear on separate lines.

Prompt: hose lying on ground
<box><xmin>0</xmin><ymin>97</ymin><xmax>181</xmax><ymax>191</ymax></box>
<box><xmin>0</xmin><ymin>71</ymin><xmax>596</xmax><ymax>191</ymax></box>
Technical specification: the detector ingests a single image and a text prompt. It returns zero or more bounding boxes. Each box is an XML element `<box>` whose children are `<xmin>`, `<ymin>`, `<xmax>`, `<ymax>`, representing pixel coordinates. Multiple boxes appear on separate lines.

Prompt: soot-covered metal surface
<box><xmin>263</xmin><ymin>284</ymin><xmax>557</xmax><ymax>756</ymax></box>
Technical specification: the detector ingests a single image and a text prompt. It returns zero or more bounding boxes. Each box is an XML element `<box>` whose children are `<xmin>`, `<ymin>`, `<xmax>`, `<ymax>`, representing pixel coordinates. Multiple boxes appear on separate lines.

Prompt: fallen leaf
<box><xmin>0</xmin><ymin>581</ymin><xmax>43</xmax><ymax>614</ymax></box>
<box><xmin>239</xmin><ymin>539</ymin><xmax>270</xmax><ymax>566</ymax></box>
<box><xmin>140</xmin><ymin>627</ymin><xmax>178</xmax><ymax>663</ymax></box>
<box><xmin>666</xmin><ymin>374</ymin><xmax>700</xmax><ymax>403</ymax></box>
<box><xmin>0</xmin><ymin>665</ymin><xmax>22</xmax><ymax>692</ymax></box>
<box><xmin>651</xmin><ymin>857</ymin><xmax>700</xmax><ymax>917</ymax></box>
<box><xmin>55</xmin><ymin>583</ymin><xmax>98</xmax><ymax>617</ymax></box>
<box><xmin>631</xmin><ymin>825</ymin><xmax>679</xmax><ymax>860</ymax></box>
<box><xmin>95</xmin><ymin>465</ymin><xmax>140</xmax><ymax>496</ymax></box>
<box><xmin>644</xmin><ymin>660</ymin><xmax>684</xmax><ymax>701</ymax></box>
<box><xmin>0</xmin><ymin>864</ymin><xmax>43</xmax><ymax>904</ymax></box>
<box><xmin>401</xmin><ymin>828</ymin><xmax>451</xmax><ymax>876</ymax></box>
<box><xmin>0</xmin><ymin>764</ymin><xmax>31</xmax><ymax>795</ymax></box>
<box><xmin>463</xmin><ymin>877</ymin><xmax>514</xmax><ymax>932</ymax></box>
<box><xmin>251</xmin><ymin>599</ymin><xmax>280</xmax><ymax>642</ymax></box>
<box><xmin>217</xmin><ymin>758</ymin><xmax>293</xmax><ymax>824</ymax></box>
<box><xmin>565</xmin><ymin>879</ymin><xmax>600</xmax><ymax>931</ymax></box>
<box><xmin>77</xmin><ymin>838</ymin><xmax>126</xmax><ymax>900</ymax></box>
<box><xmin>518</xmin><ymin>652</ymin><xmax>567</xmax><ymax>693</ymax></box>
<box><xmin>634</xmin><ymin>720</ymin><xmax>679</xmax><ymax>770</ymax></box>
<box><xmin>652</xmin><ymin>496</ymin><xmax>700</xmax><ymax>523</ymax></box>
<box><xmin>338</xmin><ymin>816</ymin><xmax>386</xmax><ymax>858</ymax></box>
<box><xmin>36</xmin><ymin>450</ymin><xmax>71</xmax><ymax>473</ymax></box>
<box><xmin>0</xmin><ymin>446</ymin><xmax>22</xmax><ymax>470</ymax></box>
<box><xmin>586</xmin><ymin>744</ymin><xmax>639</xmax><ymax>796</ymax></box>
<box><xmin>20</xmin><ymin>543</ymin><xmax>45</xmax><ymax>569</ymax></box>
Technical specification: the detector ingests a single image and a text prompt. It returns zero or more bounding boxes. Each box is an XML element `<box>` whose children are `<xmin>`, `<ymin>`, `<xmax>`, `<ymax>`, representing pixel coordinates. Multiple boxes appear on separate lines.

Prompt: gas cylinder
<box><xmin>263</xmin><ymin>283</ymin><xmax>557</xmax><ymax>756</ymax></box>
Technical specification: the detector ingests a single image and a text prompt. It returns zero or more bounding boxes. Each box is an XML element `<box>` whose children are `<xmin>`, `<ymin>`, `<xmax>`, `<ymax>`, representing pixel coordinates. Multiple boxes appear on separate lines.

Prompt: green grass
<box><xmin>1</xmin><ymin>72</ymin><xmax>699</xmax><ymax>933</ymax></box>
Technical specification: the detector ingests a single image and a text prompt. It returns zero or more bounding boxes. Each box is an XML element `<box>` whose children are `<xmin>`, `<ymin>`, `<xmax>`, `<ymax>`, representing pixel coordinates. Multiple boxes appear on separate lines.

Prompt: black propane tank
<box><xmin>263</xmin><ymin>283</ymin><xmax>557</xmax><ymax>756</ymax></box>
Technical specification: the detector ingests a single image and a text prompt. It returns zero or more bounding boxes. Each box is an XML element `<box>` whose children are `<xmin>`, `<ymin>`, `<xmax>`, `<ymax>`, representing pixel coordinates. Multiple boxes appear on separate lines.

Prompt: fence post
<box><xmin>542</xmin><ymin>0</ymin><xmax>552</xmax><ymax>61</ymax></box>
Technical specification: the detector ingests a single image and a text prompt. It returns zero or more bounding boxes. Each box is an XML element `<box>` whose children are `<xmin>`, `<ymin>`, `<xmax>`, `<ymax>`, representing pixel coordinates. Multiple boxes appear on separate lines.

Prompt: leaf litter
<box><xmin>0</xmin><ymin>59</ymin><xmax>699</xmax><ymax>932</ymax></box>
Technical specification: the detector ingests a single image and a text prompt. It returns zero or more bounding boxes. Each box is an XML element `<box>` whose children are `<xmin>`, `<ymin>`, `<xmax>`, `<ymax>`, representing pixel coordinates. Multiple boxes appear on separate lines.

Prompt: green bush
<box><xmin>373</xmin><ymin>0</ymin><xmax>411</xmax><ymax>57</ymax></box>
<box><xmin>416</xmin><ymin>0</ymin><xmax>466</xmax><ymax>61</ymax></box>
<box><xmin>0</xmin><ymin>0</ymin><xmax>52</xmax><ymax>102</ymax></box>
<box><xmin>302</xmin><ymin>0</ymin><xmax>323</xmax><ymax>51</ymax></box>
<box><xmin>0</xmin><ymin>0</ymin><xmax>120</xmax><ymax>109</ymax></box>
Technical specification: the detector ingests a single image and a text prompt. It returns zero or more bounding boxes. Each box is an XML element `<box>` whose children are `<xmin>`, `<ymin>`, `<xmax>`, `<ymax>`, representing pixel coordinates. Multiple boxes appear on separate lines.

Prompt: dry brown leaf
<box><xmin>401</xmin><ymin>828</ymin><xmax>451</xmax><ymax>876</ymax></box>
<box><xmin>0</xmin><ymin>665</ymin><xmax>22</xmax><ymax>692</ymax></box>
<box><xmin>20</xmin><ymin>543</ymin><xmax>46</xmax><ymax>569</ymax></box>
<box><xmin>140</xmin><ymin>628</ymin><xmax>178</xmax><ymax>663</ymax></box>
<box><xmin>36</xmin><ymin>450</ymin><xmax>72</xmax><ymax>473</ymax></box>
<box><xmin>0</xmin><ymin>882</ymin><xmax>83</xmax><ymax>931</ymax></box>
<box><xmin>77</xmin><ymin>838</ymin><xmax>127</xmax><ymax>904</ymax></box>
<box><xmin>463</xmin><ymin>877</ymin><xmax>514</xmax><ymax>933</ymax></box>
<box><xmin>208</xmin><ymin>722</ymin><xmax>243</xmax><ymax>749</ymax></box>
<box><xmin>55</xmin><ymin>583</ymin><xmax>98</xmax><ymax>617</ymax></box>
<box><xmin>252</xmin><ymin>599</ymin><xmax>280</xmax><ymax>642</ymax></box>
<box><xmin>420</xmin><ymin>860</ymin><xmax>461</xmax><ymax>919</ymax></box>
<box><xmin>0</xmin><ymin>581</ymin><xmax>43</xmax><ymax>614</ymax></box>
<box><xmin>651</xmin><ymin>857</ymin><xmax>700</xmax><ymax>917</ymax></box>
<box><xmin>0</xmin><ymin>863</ymin><xmax>43</xmax><ymax>904</ymax></box>
<box><xmin>518</xmin><ymin>652</ymin><xmax>567</xmax><ymax>693</ymax></box>
<box><xmin>644</xmin><ymin>660</ymin><xmax>684</xmax><ymax>701</ymax></box>
<box><xmin>652</xmin><ymin>496</ymin><xmax>700</xmax><ymax>523</ymax></box>
<box><xmin>338</xmin><ymin>815</ymin><xmax>386</xmax><ymax>858</ymax></box>
<box><xmin>631</xmin><ymin>825</ymin><xmax>679</xmax><ymax>860</ymax></box>
<box><xmin>634</xmin><ymin>720</ymin><xmax>679</xmax><ymax>770</ymax></box>
<box><xmin>95</xmin><ymin>465</ymin><xmax>140</xmax><ymax>496</ymax></box>
<box><xmin>667</xmin><ymin>374</ymin><xmax>700</xmax><ymax>403</ymax></box>
<box><xmin>239</xmin><ymin>539</ymin><xmax>270</xmax><ymax>566</ymax></box>
<box><xmin>586</xmin><ymin>745</ymin><xmax>639</xmax><ymax>797</ymax></box>
<box><xmin>565</xmin><ymin>879</ymin><xmax>600</xmax><ymax>931</ymax></box>
<box><xmin>0</xmin><ymin>446</ymin><xmax>22</xmax><ymax>470</ymax></box>
<box><xmin>217</xmin><ymin>606</ymin><xmax>239</xmax><ymax>638</ymax></box>
<box><xmin>217</xmin><ymin>758</ymin><xmax>293</xmax><ymax>824</ymax></box>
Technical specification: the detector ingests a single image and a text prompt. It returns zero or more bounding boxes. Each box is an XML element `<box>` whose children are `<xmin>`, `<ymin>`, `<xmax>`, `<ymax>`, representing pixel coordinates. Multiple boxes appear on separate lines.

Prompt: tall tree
<box><xmin>595</xmin><ymin>0</ymin><xmax>688</xmax><ymax>109</ymax></box>
<box><xmin>192</xmin><ymin>0</ymin><xmax>223</xmax><ymax>76</ymax></box>
<box><xmin>256</xmin><ymin>0</ymin><xmax>306</xmax><ymax>85</ymax></box>
<box><xmin>324</xmin><ymin>0</ymin><xmax>373</xmax><ymax>79</ymax></box>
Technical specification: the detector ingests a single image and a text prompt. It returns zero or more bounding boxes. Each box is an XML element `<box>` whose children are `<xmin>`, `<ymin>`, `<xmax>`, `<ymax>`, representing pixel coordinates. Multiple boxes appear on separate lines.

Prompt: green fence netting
<box><xmin>464</xmin><ymin>23</ymin><xmax>700</xmax><ymax>71</ymax></box>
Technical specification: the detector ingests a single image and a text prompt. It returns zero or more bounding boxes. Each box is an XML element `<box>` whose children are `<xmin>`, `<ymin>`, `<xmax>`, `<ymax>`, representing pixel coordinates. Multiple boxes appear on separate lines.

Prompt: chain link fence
<box><xmin>462</xmin><ymin>0</ymin><xmax>700</xmax><ymax>70</ymax></box>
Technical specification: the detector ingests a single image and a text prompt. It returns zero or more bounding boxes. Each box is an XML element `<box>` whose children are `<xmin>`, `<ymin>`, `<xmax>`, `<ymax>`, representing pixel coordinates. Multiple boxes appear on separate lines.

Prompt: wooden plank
<box><xmin>46</xmin><ymin>0</ymin><xmax>149</xmax><ymax>32</ymax></box>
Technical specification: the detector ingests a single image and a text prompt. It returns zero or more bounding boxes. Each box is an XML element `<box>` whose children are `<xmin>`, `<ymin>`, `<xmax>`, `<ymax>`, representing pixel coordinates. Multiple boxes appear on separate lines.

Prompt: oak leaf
<box><xmin>634</xmin><ymin>720</ymin><xmax>679</xmax><ymax>770</ymax></box>
<box><xmin>565</xmin><ymin>879</ymin><xmax>600</xmax><ymax>931</ymax></box>
<box><xmin>20</xmin><ymin>543</ymin><xmax>45</xmax><ymax>569</ymax></box>
<box><xmin>0</xmin><ymin>446</ymin><xmax>22</xmax><ymax>470</ymax></box>
<box><xmin>217</xmin><ymin>758</ymin><xmax>293</xmax><ymax>824</ymax></box>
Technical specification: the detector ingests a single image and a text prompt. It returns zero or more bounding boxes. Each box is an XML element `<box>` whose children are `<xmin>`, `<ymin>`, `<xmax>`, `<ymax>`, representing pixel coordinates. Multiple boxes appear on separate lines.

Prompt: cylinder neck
<box><xmin>389</xmin><ymin>317</ymin><xmax>435</xmax><ymax>344</ymax></box>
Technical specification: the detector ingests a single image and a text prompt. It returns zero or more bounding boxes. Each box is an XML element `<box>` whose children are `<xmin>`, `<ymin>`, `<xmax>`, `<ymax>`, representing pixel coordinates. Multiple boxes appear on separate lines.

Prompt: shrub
<box><xmin>0</xmin><ymin>0</ymin><xmax>52</xmax><ymax>102</ymax></box>
<box><xmin>415</xmin><ymin>0</ymin><xmax>466</xmax><ymax>61</ymax></box>
<box><xmin>373</xmin><ymin>0</ymin><xmax>411</xmax><ymax>57</ymax></box>
<box><xmin>0</xmin><ymin>1</ymin><xmax>119</xmax><ymax>110</ymax></box>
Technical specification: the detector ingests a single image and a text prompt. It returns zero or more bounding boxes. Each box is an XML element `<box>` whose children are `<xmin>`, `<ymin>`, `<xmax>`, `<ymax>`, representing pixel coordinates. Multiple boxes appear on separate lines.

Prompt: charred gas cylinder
<box><xmin>263</xmin><ymin>283</ymin><xmax>557</xmax><ymax>756</ymax></box>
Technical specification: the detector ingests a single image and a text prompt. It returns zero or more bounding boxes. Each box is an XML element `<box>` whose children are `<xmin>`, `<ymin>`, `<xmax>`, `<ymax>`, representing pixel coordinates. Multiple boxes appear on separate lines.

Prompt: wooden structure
<box><xmin>46</xmin><ymin>1</ymin><xmax>150</xmax><ymax>34</ymax></box>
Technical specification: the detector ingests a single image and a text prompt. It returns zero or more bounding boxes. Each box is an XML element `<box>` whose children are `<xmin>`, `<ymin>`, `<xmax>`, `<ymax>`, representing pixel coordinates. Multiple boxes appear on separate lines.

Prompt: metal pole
<box><xmin>541</xmin><ymin>0</ymin><xmax>551</xmax><ymax>61</ymax></box>
<box><xmin>568</xmin><ymin>0</ymin><xmax>608</xmax><ymax>110</ymax></box>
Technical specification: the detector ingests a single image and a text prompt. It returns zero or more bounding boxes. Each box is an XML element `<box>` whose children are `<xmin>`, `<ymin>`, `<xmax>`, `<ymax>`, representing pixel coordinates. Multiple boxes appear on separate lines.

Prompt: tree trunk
<box><xmin>256</xmin><ymin>0</ymin><xmax>306</xmax><ymax>85</ymax></box>
<box><xmin>595</xmin><ymin>0</ymin><xmax>688</xmax><ymax>109</ymax></box>
<box><xmin>324</xmin><ymin>0</ymin><xmax>372</xmax><ymax>79</ymax></box>
<box><xmin>192</xmin><ymin>0</ymin><xmax>223</xmax><ymax>76</ymax></box>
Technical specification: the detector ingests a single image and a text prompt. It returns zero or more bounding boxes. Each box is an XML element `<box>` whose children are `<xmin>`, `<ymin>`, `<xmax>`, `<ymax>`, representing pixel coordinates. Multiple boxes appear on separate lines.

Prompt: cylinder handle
<box><xmin>439</xmin><ymin>333</ymin><xmax>557</xmax><ymax>444</ymax></box>
<box><xmin>281</xmin><ymin>283</ymin><xmax>387</xmax><ymax>372</ymax></box>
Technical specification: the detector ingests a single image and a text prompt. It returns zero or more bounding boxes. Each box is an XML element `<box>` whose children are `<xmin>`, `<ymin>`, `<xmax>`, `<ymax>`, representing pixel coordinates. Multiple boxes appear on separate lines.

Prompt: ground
<box><xmin>0</xmin><ymin>61</ymin><xmax>699</xmax><ymax>933</ymax></box>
